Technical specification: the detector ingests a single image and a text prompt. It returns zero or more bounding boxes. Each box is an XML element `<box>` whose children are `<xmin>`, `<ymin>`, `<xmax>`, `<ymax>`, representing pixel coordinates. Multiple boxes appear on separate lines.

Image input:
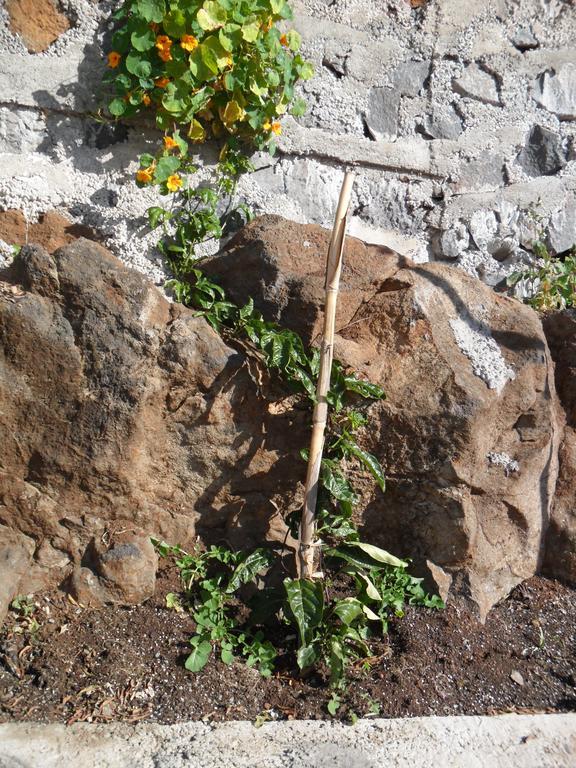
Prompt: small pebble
<box><xmin>510</xmin><ymin>670</ymin><xmax>525</xmax><ymax>686</ymax></box>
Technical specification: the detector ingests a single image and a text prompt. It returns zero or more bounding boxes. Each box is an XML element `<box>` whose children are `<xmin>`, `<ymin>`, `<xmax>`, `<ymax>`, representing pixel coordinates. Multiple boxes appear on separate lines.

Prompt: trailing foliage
<box><xmin>103</xmin><ymin>0</ymin><xmax>313</xmax><ymax>272</ymax></box>
<box><xmin>508</xmin><ymin>240</ymin><xmax>576</xmax><ymax>311</ymax></box>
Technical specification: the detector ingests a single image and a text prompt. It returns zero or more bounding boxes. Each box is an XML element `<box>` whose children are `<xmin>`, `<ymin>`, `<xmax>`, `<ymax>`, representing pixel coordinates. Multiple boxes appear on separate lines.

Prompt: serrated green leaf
<box><xmin>226</xmin><ymin>549</ymin><xmax>272</xmax><ymax>593</ymax></box>
<box><xmin>341</xmin><ymin>439</ymin><xmax>385</xmax><ymax>491</ymax></box>
<box><xmin>343</xmin><ymin>375</ymin><xmax>385</xmax><ymax>400</ymax></box>
<box><xmin>284</xmin><ymin>578</ymin><xmax>324</xmax><ymax>647</ymax></box>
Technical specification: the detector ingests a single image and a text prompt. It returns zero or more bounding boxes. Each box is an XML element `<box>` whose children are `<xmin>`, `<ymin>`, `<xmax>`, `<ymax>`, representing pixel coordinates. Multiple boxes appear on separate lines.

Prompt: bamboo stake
<box><xmin>298</xmin><ymin>170</ymin><xmax>355</xmax><ymax>580</ymax></box>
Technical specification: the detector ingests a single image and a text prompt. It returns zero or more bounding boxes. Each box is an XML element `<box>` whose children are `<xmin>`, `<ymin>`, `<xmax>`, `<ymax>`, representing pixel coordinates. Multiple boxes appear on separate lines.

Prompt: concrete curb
<box><xmin>0</xmin><ymin>714</ymin><xmax>575</xmax><ymax>768</ymax></box>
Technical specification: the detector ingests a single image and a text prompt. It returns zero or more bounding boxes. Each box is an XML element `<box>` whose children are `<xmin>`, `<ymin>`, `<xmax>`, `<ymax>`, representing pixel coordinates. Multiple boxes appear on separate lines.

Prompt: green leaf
<box><xmin>219</xmin><ymin>28</ymin><xmax>234</xmax><ymax>51</ymax></box>
<box><xmin>203</xmin><ymin>34</ymin><xmax>230</xmax><ymax>71</ymax></box>
<box><xmin>333</xmin><ymin>597</ymin><xmax>364</xmax><ymax>626</ymax></box>
<box><xmin>290</xmin><ymin>96</ymin><xmax>307</xmax><ymax>117</ymax></box>
<box><xmin>343</xmin><ymin>375</ymin><xmax>385</xmax><ymax>400</ymax></box>
<box><xmin>163</xmin><ymin>9</ymin><xmax>187</xmax><ymax>37</ymax></box>
<box><xmin>362</xmin><ymin>603</ymin><xmax>380</xmax><ymax>621</ymax></box>
<box><xmin>221</xmin><ymin>647</ymin><xmax>234</xmax><ymax>665</ymax></box>
<box><xmin>341</xmin><ymin>439</ymin><xmax>385</xmax><ymax>491</ymax></box>
<box><xmin>139</xmin><ymin>153</ymin><xmax>156</xmax><ymax>168</ymax></box>
<box><xmin>296</xmin><ymin>643</ymin><xmax>318</xmax><ymax>670</ymax></box>
<box><xmin>125</xmin><ymin>52</ymin><xmax>152</xmax><ymax>79</ymax></box>
<box><xmin>197</xmin><ymin>1</ymin><xmax>227</xmax><ymax>30</ymax></box>
<box><xmin>185</xmin><ymin>639</ymin><xmax>212</xmax><ymax>671</ymax></box>
<box><xmin>108</xmin><ymin>98</ymin><xmax>126</xmax><ymax>117</ymax></box>
<box><xmin>348</xmin><ymin>541</ymin><xmax>407</xmax><ymax>568</ymax></box>
<box><xmin>299</xmin><ymin>61</ymin><xmax>314</xmax><ymax>80</ymax></box>
<box><xmin>154</xmin><ymin>155</ymin><xmax>181</xmax><ymax>182</ymax></box>
<box><xmin>286</xmin><ymin>30</ymin><xmax>301</xmax><ymax>51</ymax></box>
<box><xmin>241</xmin><ymin>21</ymin><xmax>260</xmax><ymax>42</ymax></box>
<box><xmin>358</xmin><ymin>571</ymin><xmax>381</xmax><ymax>601</ymax></box>
<box><xmin>327</xmin><ymin>690</ymin><xmax>341</xmax><ymax>714</ymax></box>
<box><xmin>226</xmin><ymin>549</ymin><xmax>272</xmax><ymax>593</ymax></box>
<box><xmin>284</xmin><ymin>578</ymin><xmax>324</xmax><ymax>647</ymax></box>
<box><xmin>136</xmin><ymin>0</ymin><xmax>166</xmax><ymax>23</ymax></box>
<box><xmin>148</xmin><ymin>206</ymin><xmax>170</xmax><ymax>229</ymax></box>
<box><xmin>130</xmin><ymin>24</ymin><xmax>156</xmax><ymax>52</ymax></box>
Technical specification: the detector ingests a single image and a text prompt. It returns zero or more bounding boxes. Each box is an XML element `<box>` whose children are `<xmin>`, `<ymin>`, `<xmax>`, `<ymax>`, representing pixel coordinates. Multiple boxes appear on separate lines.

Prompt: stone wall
<box><xmin>0</xmin><ymin>0</ymin><xmax>575</xmax><ymax>284</ymax></box>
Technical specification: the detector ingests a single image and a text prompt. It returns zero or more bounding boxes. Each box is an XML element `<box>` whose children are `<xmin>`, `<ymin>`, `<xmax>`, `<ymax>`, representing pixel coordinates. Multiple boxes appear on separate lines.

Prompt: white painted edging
<box><xmin>0</xmin><ymin>714</ymin><xmax>575</xmax><ymax>768</ymax></box>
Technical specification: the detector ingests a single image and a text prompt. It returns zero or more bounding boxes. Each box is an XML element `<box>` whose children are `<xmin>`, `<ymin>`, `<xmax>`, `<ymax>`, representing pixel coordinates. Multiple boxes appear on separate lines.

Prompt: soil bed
<box><xmin>1</xmin><ymin>562</ymin><xmax>575</xmax><ymax>724</ymax></box>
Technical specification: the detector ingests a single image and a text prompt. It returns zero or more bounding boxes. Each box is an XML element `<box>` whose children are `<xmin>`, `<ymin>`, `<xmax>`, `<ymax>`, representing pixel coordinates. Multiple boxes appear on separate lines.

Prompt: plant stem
<box><xmin>298</xmin><ymin>170</ymin><xmax>355</xmax><ymax>579</ymax></box>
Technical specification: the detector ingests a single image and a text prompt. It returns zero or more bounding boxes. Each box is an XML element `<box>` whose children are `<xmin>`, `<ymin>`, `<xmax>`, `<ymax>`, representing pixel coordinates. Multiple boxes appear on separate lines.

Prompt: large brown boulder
<box><xmin>0</xmin><ymin>239</ymin><xmax>305</xmax><ymax>604</ymax></box>
<box><xmin>542</xmin><ymin>310</ymin><xmax>576</xmax><ymax>584</ymax></box>
<box><xmin>0</xmin><ymin>220</ymin><xmax>567</xmax><ymax>620</ymax></box>
<box><xmin>206</xmin><ymin>216</ymin><xmax>564</xmax><ymax>619</ymax></box>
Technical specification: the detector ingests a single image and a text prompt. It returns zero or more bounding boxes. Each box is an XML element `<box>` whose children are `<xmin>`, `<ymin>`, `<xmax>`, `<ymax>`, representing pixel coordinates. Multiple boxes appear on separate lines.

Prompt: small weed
<box><xmin>10</xmin><ymin>595</ymin><xmax>41</xmax><ymax>640</ymax></box>
<box><xmin>508</xmin><ymin>240</ymin><xmax>576</xmax><ymax>311</ymax></box>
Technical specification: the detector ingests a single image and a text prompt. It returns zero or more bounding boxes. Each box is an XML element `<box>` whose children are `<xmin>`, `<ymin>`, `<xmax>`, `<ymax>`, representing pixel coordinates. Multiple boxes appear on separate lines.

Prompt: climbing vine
<box><xmin>102</xmin><ymin>0</ymin><xmax>443</xmax><ymax>707</ymax></box>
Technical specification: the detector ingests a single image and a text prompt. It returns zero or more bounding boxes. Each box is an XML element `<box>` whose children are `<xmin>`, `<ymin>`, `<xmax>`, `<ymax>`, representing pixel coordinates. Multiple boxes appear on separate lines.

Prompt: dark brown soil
<box><xmin>1</xmin><ymin>563</ymin><xmax>575</xmax><ymax>724</ymax></box>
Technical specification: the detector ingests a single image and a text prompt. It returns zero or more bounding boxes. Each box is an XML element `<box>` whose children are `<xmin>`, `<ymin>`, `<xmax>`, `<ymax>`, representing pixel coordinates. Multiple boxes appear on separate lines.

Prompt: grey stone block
<box><xmin>517</xmin><ymin>125</ymin><xmax>566</xmax><ymax>177</ymax></box>
<box><xmin>533</xmin><ymin>64</ymin><xmax>576</xmax><ymax>120</ymax></box>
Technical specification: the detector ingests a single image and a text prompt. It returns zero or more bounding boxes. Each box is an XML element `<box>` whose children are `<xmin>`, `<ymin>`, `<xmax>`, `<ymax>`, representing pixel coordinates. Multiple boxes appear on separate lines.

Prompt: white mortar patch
<box><xmin>450</xmin><ymin>317</ymin><xmax>516</xmax><ymax>393</ymax></box>
<box><xmin>487</xmin><ymin>451</ymin><xmax>520</xmax><ymax>474</ymax></box>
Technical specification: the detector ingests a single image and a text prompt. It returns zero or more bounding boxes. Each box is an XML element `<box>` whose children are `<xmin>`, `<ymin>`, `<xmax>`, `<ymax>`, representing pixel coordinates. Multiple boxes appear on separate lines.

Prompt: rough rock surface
<box><xmin>6</xmin><ymin>0</ymin><xmax>70</xmax><ymax>53</ymax></box>
<box><xmin>0</xmin><ymin>220</ymin><xmax>568</xmax><ymax>619</ymax></box>
<box><xmin>0</xmin><ymin>525</ymin><xmax>35</xmax><ymax>624</ymax></box>
<box><xmin>0</xmin><ymin>237</ymin><xmax>306</xmax><ymax>600</ymax></box>
<box><xmin>206</xmin><ymin>217</ymin><xmax>563</xmax><ymax>619</ymax></box>
<box><xmin>68</xmin><ymin>529</ymin><xmax>158</xmax><ymax>607</ymax></box>
<box><xmin>0</xmin><ymin>209</ymin><xmax>97</xmax><ymax>253</ymax></box>
<box><xmin>542</xmin><ymin>310</ymin><xmax>576</xmax><ymax>584</ymax></box>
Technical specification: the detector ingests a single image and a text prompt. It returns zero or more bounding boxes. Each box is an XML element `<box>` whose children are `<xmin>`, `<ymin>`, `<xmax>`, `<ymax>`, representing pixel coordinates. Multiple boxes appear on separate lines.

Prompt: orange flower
<box><xmin>156</xmin><ymin>35</ymin><xmax>172</xmax><ymax>49</ymax></box>
<box><xmin>141</xmin><ymin>93</ymin><xmax>151</xmax><ymax>106</ymax></box>
<box><xmin>163</xmin><ymin>136</ymin><xmax>178</xmax><ymax>150</ymax></box>
<box><xmin>149</xmin><ymin>22</ymin><xmax>159</xmax><ymax>32</ymax></box>
<box><xmin>263</xmin><ymin>17</ymin><xmax>273</xmax><ymax>32</ymax></box>
<box><xmin>263</xmin><ymin>121</ymin><xmax>282</xmax><ymax>135</ymax></box>
<box><xmin>181</xmin><ymin>34</ymin><xmax>199</xmax><ymax>52</ymax></box>
<box><xmin>279</xmin><ymin>33</ymin><xmax>288</xmax><ymax>46</ymax></box>
<box><xmin>154</xmin><ymin>76</ymin><xmax>170</xmax><ymax>88</ymax></box>
<box><xmin>107</xmin><ymin>51</ymin><xmax>121</xmax><ymax>68</ymax></box>
<box><xmin>156</xmin><ymin>34</ymin><xmax>173</xmax><ymax>61</ymax></box>
<box><xmin>136</xmin><ymin>168</ymin><xmax>153</xmax><ymax>184</ymax></box>
<box><xmin>166</xmin><ymin>174</ymin><xmax>183</xmax><ymax>192</ymax></box>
